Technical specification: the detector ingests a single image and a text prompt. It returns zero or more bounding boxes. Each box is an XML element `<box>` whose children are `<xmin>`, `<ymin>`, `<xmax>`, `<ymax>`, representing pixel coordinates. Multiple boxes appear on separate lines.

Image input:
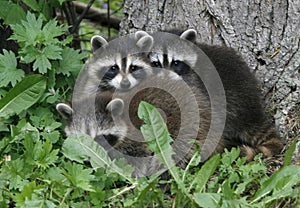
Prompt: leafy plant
<box><xmin>0</xmin><ymin>1</ymin><xmax>299</xmax><ymax>207</ymax></box>
<box><xmin>0</xmin><ymin>74</ymin><xmax>46</xmax><ymax>118</ymax></box>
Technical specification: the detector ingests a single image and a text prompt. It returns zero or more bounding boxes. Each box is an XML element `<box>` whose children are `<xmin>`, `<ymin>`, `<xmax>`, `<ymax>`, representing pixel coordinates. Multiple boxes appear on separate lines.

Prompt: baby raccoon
<box><xmin>56</xmin><ymin>91</ymin><xmax>155</xmax><ymax>177</ymax></box>
<box><xmin>57</xmin><ymin>73</ymin><xmax>221</xmax><ymax>176</ymax></box>
<box><xmin>77</xmin><ymin>31</ymin><xmax>155</xmax><ymax>96</ymax></box>
<box><xmin>146</xmin><ymin>29</ymin><xmax>283</xmax><ymax>160</ymax></box>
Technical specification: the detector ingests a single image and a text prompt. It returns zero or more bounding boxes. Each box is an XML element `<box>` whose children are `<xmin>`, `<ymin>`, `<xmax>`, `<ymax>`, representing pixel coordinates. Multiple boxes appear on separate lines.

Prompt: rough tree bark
<box><xmin>120</xmin><ymin>0</ymin><xmax>300</xmax><ymax>160</ymax></box>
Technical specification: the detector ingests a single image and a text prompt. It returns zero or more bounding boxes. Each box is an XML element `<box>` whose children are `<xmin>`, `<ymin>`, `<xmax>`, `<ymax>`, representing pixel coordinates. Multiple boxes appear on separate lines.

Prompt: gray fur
<box><xmin>148</xmin><ymin>29</ymin><xmax>283</xmax><ymax>160</ymax></box>
<box><xmin>77</xmin><ymin>32</ymin><xmax>154</xmax><ymax>96</ymax></box>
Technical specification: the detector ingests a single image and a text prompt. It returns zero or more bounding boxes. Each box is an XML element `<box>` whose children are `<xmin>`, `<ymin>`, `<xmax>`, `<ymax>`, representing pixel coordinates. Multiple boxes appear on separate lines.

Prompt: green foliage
<box><xmin>0</xmin><ymin>3</ymin><xmax>88</xmax><ymax>207</ymax></box>
<box><xmin>0</xmin><ymin>50</ymin><xmax>24</xmax><ymax>88</ymax></box>
<box><xmin>0</xmin><ymin>0</ymin><xmax>26</xmax><ymax>25</ymax></box>
<box><xmin>10</xmin><ymin>12</ymin><xmax>69</xmax><ymax>74</ymax></box>
<box><xmin>0</xmin><ymin>1</ymin><xmax>298</xmax><ymax>207</ymax></box>
<box><xmin>62</xmin><ymin>135</ymin><xmax>134</xmax><ymax>183</ymax></box>
<box><xmin>0</xmin><ymin>74</ymin><xmax>46</xmax><ymax>118</ymax></box>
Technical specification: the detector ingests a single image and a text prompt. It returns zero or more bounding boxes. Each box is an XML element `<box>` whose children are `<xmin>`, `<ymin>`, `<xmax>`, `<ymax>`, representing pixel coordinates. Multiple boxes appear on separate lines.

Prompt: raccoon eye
<box><xmin>103</xmin><ymin>134</ymin><xmax>119</xmax><ymax>146</ymax></box>
<box><xmin>173</xmin><ymin>60</ymin><xmax>180</xmax><ymax>66</ymax></box>
<box><xmin>110</xmin><ymin>65</ymin><xmax>119</xmax><ymax>72</ymax></box>
<box><xmin>130</xmin><ymin>65</ymin><xmax>139</xmax><ymax>72</ymax></box>
<box><xmin>151</xmin><ymin>61</ymin><xmax>161</xmax><ymax>68</ymax></box>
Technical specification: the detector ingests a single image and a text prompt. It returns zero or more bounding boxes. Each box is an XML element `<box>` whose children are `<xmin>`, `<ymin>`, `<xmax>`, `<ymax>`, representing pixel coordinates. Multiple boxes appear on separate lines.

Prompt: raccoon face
<box><xmin>149</xmin><ymin>29</ymin><xmax>198</xmax><ymax>77</ymax></box>
<box><xmin>88</xmin><ymin>32</ymin><xmax>154</xmax><ymax>91</ymax></box>
<box><xmin>100</xmin><ymin>54</ymin><xmax>152</xmax><ymax>91</ymax></box>
<box><xmin>56</xmin><ymin>93</ymin><xmax>127</xmax><ymax>148</ymax></box>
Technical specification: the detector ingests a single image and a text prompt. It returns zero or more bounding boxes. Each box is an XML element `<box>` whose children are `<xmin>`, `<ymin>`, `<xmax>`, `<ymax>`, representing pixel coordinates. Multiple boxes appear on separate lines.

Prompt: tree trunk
<box><xmin>120</xmin><ymin>0</ymin><xmax>300</xmax><ymax>159</ymax></box>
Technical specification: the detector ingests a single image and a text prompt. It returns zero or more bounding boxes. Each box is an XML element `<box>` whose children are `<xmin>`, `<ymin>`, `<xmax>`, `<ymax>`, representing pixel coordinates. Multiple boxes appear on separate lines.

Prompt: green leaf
<box><xmin>192</xmin><ymin>154</ymin><xmax>220</xmax><ymax>193</ymax></box>
<box><xmin>251</xmin><ymin>165</ymin><xmax>300</xmax><ymax>204</ymax></box>
<box><xmin>13</xmin><ymin>181</ymin><xmax>37</xmax><ymax>206</ymax></box>
<box><xmin>138</xmin><ymin>101</ymin><xmax>189</xmax><ymax>197</ymax></box>
<box><xmin>43</xmin><ymin>45</ymin><xmax>62</xmax><ymax>60</ymax></box>
<box><xmin>33</xmin><ymin>54</ymin><xmax>52</xmax><ymax>73</ymax></box>
<box><xmin>0</xmin><ymin>158</ymin><xmax>29</xmax><ymax>190</ymax></box>
<box><xmin>10</xmin><ymin>12</ymin><xmax>43</xmax><ymax>46</ymax></box>
<box><xmin>194</xmin><ymin>193</ymin><xmax>221</xmax><ymax>208</ymax></box>
<box><xmin>0</xmin><ymin>74</ymin><xmax>46</xmax><ymax>118</ymax></box>
<box><xmin>22</xmin><ymin>0</ymin><xmax>40</xmax><ymax>11</ymax></box>
<box><xmin>0</xmin><ymin>50</ymin><xmax>25</xmax><ymax>87</ymax></box>
<box><xmin>54</xmin><ymin>48</ymin><xmax>86</xmax><ymax>76</ymax></box>
<box><xmin>62</xmin><ymin>135</ymin><xmax>134</xmax><ymax>183</ymax></box>
<box><xmin>138</xmin><ymin>101</ymin><xmax>177</xmax><ymax>168</ymax></box>
<box><xmin>62</xmin><ymin>162</ymin><xmax>95</xmax><ymax>192</ymax></box>
<box><xmin>283</xmin><ymin>139</ymin><xmax>297</xmax><ymax>167</ymax></box>
<box><xmin>42</xmin><ymin>19</ymin><xmax>68</xmax><ymax>44</ymax></box>
<box><xmin>24</xmin><ymin>137</ymin><xmax>59</xmax><ymax>169</ymax></box>
<box><xmin>0</xmin><ymin>2</ymin><xmax>26</xmax><ymax>25</ymax></box>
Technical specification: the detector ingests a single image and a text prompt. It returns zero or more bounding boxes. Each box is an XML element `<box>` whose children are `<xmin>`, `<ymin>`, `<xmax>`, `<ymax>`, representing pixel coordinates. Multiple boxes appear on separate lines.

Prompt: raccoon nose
<box><xmin>120</xmin><ymin>78</ymin><xmax>131</xmax><ymax>89</ymax></box>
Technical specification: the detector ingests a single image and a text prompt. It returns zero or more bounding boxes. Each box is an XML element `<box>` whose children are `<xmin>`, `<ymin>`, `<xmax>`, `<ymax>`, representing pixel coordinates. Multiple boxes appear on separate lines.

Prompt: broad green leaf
<box><xmin>191</xmin><ymin>154</ymin><xmax>220</xmax><ymax>193</ymax></box>
<box><xmin>194</xmin><ymin>193</ymin><xmax>221</xmax><ymax>207</ymax></box>
<box><xmin>0</xmin><ymin>50</ymin><xmax>25</xmax><ymax>87</ymax></box>
<box><xmin>283</xmin><ymin>139</ymin><xmax>297</xmax><ymax>167</ymax></box>
<box><xmin>138</xmin><ymin>101</ymin><xmax>189</xmax><ymax>197</ymax></box>
<box><xmin>22</xmin><ymin>0</ymin><xmax>40</xmax><ymax>11</ymax></box>
<box><xmin>62</xmin><ymin>135</ymin><xmax>134</xmax><ymax>183</ymax></box>
<box><xmin>0</xmin><ymin>2</ymin><xmax>26</xmax><ymax>25</ymax></box>
<box><xmin>0</xmin><ymin>74</ymin><xmax>46</xmax><ymax>117</ymax></box>
<box><xmin>251</xmin><ymin>165</ymin><xmax>300</xmax><ymax>204</ymax></box>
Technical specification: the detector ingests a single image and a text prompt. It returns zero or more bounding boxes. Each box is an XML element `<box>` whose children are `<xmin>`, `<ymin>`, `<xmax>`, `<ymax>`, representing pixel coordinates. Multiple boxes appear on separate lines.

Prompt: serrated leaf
<box><xmin>0</xmin><ymin>50</ymin><xmax>25</xmax><ymax>87</ymax></box>
<box><xmin>62</xmin><ymin>162</ymin><xmax>95</xmax><ymax>192</ymax></box>
<box><xmin>0</xmin><ymin>158</ymin><xmax>29</xmax><ymax>190</ymax></box>
<box><xmin>55</xmin><ymin>48</ymin><xmax>86</xmax><ymax>76</ymax></box>
<box><xmin>13</xmin><ymin>181</ymin><xmax>37</xmax><ymax>206</ymax></box>
<box><xmin>33</xmin><ymin>54</ymin><xmax>51</xmax><ymax>73</ymax></box>
<box><xmin>138</xmin><ymin>101</ymin><xmax>189</xmax><ymax>196</ymax></box>
<box><xmin>138</xmin><ymin>101</ymin><xmax>176</xmax><ymax>165</ymax></box>
<box><xmin>43</xmin><ymin>45</ymin><xmax>62</xmax><ymax>60</ymax></box>
<box><xmin>10</xmin><ymin>12</ymin><xmax>43</xmax><ymax>46</ymax></box>
<box><xmin>0</xmin><ymin>74</ymin><xmax>46</xmax><ymax>117</ymax></box>
<box><xmin>24</xmin><ymin>137</ymin><xmax>58</xmax><ymax>169</ymax></box>
<box><xmin>62</xmin><ymin>135</ymin><xmax>134</xmax><ymax>183</ymax></box>
<box><xmin>42</xmin><ymin>19</ymin><xmax>68</xmax><ymax>44</ymax></box>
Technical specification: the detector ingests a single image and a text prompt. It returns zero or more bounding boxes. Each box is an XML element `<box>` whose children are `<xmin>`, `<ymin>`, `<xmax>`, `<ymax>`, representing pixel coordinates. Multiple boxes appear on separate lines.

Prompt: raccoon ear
<box><xmin>135</xmin><ymin>30</ymin><xmax>150</xmax><ymax>40</ymax></box>
<box><xmin>91</xmin><ymin>35</ymin><xmax>108</xmax><ymax>52</ymax></box>
<box><xmin>180</xmin><ymin>29</ymin><xmax>197</xmax><ymax>43</ymax></box>
<box><xmin>56</xmin><ymin>103</ymin><xmax>73</xmax><ymax>121</ymax></box>
<box><xmin>106</xmin><ymin>98</ymin><xmax>124</xmax><ymax>116</ymax></box>
<box><xmin>135</xmin><ymin>33</ymin><xmax>154</xmax><ymax>51</ymax></box>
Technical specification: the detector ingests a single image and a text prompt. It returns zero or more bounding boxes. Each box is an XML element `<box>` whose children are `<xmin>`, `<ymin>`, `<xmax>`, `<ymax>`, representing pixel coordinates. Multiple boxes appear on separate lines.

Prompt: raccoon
<box><xmin>76</xmin><ymin>32</ymin><xmax>155</xmax><ymax>97</ymax></box>
<box><xmin>146</xmin><ymin>29</ymin><xmax>283</xmax><ymax>160</ymax></box>
<box><xmin>56</xmin><ymin>91</ymin><xmax>156</xmax><ymax>177</ymax></box>
<box><xmin>57</xmin><ymin>77</ymin><xmax>225</xmax><ymax>176</ymax></box>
